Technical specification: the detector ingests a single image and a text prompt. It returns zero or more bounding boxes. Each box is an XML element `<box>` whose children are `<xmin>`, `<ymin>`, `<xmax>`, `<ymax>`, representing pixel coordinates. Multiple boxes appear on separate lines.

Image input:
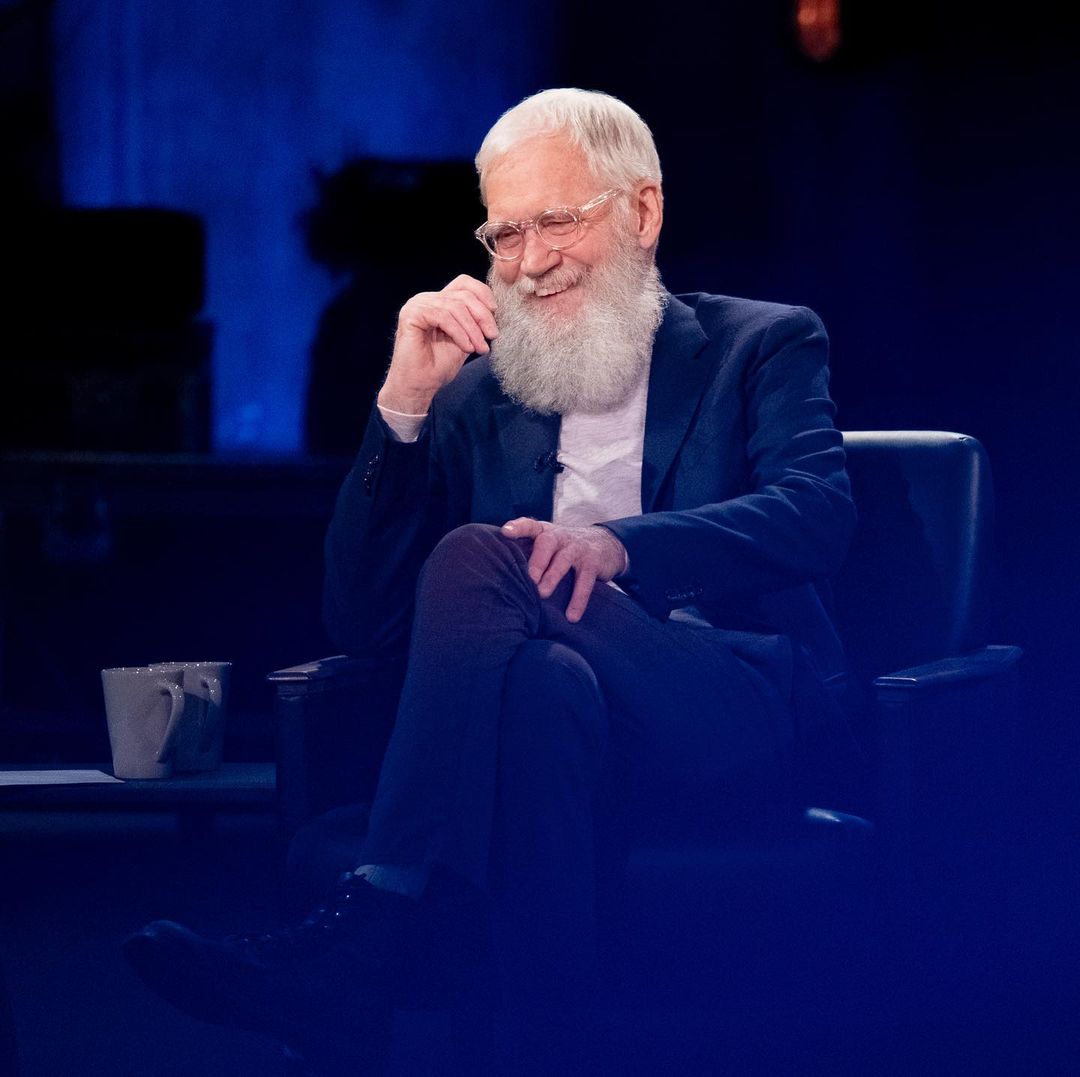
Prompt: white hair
<box><xmin>475</xmin><ymin>88</ymin><xmax>662</xmax><ymax>204</ymax></box>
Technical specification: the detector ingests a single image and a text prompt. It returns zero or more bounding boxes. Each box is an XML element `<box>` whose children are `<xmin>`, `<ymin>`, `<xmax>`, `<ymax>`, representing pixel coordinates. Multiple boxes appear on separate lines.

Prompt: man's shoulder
<box><xmin>672</xmin><ymin>292</ymin><xmax>824</xmax><ymax>339</ymax></box>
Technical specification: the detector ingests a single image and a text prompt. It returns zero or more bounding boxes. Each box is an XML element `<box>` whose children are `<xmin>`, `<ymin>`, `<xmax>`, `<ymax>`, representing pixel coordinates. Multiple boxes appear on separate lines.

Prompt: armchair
<box><xmin>271</xmin><ymin>430</ymin><xmax>1020</xmax><ymax>831</ymax></box>
<box><xmin>268</xmin><ymin>430</ymin><xmax>1021</xmax><ymax>1067</ymax></box>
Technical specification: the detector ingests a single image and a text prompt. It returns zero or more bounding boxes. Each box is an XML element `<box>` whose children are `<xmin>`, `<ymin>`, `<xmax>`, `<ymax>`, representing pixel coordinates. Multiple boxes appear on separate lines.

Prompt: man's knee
<box><xmin>501</xmin><ymin>641</ymin><xmax>607</xmax><ymax>760</ymax></box>
<box><xmin>419</xmin><ymin>522</ymin><xmax>523</xmax><ymax>588</ymax></box>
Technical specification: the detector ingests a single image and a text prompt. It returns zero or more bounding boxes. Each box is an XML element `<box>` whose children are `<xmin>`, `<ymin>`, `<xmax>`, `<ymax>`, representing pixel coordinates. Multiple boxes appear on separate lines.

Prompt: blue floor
<box><xmin>3</xmin><ymin>729</ymin><xmax>1080</xmax><ymax>1077</ymax></box>
<box><xmin>1</xmin><ymin>812</ymin><xmax>290</xmax><ymax>1076</ymax></box>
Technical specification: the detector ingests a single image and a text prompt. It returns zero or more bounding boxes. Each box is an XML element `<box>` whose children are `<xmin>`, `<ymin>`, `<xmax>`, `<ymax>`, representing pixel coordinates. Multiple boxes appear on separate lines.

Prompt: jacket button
<box><xmin>665</xmin><ymin>585</ymin><xmax>703</xmax><ymax>604</ymax></box>
<box><xmin>362</xmin><ymin>454</ymin><xmax>380</xmax><ymax>494</ymax></box>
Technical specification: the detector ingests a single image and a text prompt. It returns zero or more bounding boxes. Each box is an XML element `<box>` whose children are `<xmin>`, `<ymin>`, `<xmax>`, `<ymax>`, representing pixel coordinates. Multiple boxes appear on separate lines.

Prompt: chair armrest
<box><xmin>869</xmin><ymin>644</ymin><xmax>1023</xmax><ymax>878</ymax></box>
<box><xmin>268</xmin><ymin>654</ymin><xmax>380</xmax><ymax>691</ymax></box>
<box><xmin>268</xmin><ymin>654</ymin><xmax>365</xmax><ymax>682</ymax></box>
<box><xmin>873</xmin><ymin>644</ymin><xmax>1022</xmax><ymax>697</ymax></box>
<box><xmin>267</xmin><ymin>654</ymin><xmax>405</xmax><ymax>829</ymax></box>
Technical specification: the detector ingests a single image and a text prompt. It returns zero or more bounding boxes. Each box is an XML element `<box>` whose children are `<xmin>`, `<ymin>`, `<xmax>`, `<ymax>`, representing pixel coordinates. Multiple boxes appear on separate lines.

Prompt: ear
<box><xmin>632</xmin><ymin>181</ymin><xmax>663</xmax><ymax>250</ymax></box>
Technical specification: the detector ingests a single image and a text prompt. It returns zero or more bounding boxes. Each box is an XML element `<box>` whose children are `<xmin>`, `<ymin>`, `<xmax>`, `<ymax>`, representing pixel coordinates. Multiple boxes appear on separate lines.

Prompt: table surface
<box><xmin>0</xmin><ymin>762</ymin><xmax>276</xmax><ymax>809</ymax></box>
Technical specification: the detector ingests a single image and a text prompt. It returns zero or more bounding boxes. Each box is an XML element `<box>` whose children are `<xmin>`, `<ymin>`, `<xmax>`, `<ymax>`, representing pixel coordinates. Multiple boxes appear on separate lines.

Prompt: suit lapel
<box><xmin>641</xmin><ymin>295</ymin><xmax>712</xmax><ymax>512</ymax></box>
<box><xmin>494</xmin><ymin>401</ymin><xmax>561</xmax><ymax>520</ymax></box>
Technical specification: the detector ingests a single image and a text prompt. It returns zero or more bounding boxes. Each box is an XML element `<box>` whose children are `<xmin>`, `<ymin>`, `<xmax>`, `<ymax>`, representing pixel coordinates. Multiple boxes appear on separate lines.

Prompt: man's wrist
<box><xmin>593</xmin><ymin>525</ymin><xmax>630</xmax><ymax>577</ymax></box>
<box><xmin>378</xmin><ymin>383</ymin><xmax>435</xmax><ymax>415</ymax></box>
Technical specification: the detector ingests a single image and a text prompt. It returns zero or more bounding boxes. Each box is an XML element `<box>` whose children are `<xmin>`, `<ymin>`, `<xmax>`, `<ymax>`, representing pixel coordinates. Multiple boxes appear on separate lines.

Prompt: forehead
<box><xmin>484</xmin><ymin>134</ymin><xmax>598</xmax><ymax>220</ymax></box>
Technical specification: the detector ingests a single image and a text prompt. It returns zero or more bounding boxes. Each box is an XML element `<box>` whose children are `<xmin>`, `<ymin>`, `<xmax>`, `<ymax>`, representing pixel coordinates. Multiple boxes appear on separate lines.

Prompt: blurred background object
<box><xmin>301</xmin><ymin>158</ymin><xmax>486</xmax><ymax>456</ymax></box>
<box><xmin>6</xmin><ymin>207</ymin><xmax>212</xmax><ymax>452</ymax></box>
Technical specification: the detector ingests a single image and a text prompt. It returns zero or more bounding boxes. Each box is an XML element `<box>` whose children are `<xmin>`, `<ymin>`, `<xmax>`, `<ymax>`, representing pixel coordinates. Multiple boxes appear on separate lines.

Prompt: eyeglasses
<box><xmin>474</xmin><ymin>188</ymin><xmax>623</xmax><ymax>261</ymax></box>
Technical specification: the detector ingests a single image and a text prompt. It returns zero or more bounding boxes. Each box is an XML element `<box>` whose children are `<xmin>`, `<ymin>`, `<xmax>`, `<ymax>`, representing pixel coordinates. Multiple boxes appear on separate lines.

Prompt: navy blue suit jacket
<box><xmin>324</xmin><ymin>292</ymin><xmax>855</xmax><ymax>685</ymax></box>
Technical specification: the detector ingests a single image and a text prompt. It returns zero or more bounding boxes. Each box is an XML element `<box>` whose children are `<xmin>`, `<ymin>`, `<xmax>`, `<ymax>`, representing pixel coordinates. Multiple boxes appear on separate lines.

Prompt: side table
<box><xmin>0</xmin><ymin>763</ymin><xmax>277</xmax><ymax>836</ymax></box>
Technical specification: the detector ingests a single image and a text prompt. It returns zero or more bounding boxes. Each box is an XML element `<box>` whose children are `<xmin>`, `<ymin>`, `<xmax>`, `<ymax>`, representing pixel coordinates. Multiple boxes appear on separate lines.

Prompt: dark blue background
<box><xmin>3</xmin><ymin>0</ymin><xmax>1077</xmax><ymax>757</ymax></box>
<box><xmin>2</xmin><ymin>0</ymin><xmax>1075</xmax><ymax>754</ymax></box>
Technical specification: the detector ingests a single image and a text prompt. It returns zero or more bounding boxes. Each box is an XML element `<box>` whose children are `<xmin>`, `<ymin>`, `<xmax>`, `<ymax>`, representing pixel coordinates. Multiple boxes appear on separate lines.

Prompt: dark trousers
<box><xmin>359</xmin><ymin>523</ymin><xmax>799</xmax><ymax>1015</ymax></box>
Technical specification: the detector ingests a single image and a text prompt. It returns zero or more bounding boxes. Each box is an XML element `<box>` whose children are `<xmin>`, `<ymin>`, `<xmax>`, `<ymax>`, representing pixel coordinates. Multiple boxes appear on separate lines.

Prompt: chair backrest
<box><xmin>833</xmin><ymin>431</ymin><xmax>994</xmax><ymax>678</ymax></box>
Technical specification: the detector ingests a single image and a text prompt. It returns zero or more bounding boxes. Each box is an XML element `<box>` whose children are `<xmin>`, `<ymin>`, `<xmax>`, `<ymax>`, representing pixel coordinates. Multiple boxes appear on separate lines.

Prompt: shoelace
<box><xmin>231</xmin><ymin>872</ymin><xmax>369</xmax><ymax>957</ymax></box>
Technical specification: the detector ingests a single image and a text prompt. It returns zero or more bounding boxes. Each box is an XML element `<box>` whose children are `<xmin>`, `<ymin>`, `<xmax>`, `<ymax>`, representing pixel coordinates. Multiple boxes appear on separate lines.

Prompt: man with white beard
<box><xmin>126</xmin><ymin>88</ymin><xmax>856</xmax><ymax>1071</ymax></box>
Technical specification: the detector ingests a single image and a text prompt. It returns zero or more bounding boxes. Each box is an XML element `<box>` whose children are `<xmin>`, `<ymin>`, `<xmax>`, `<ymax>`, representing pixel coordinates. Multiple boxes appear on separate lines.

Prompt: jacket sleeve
<box><xmin>603</xmin><ymin>307</ymin><xmax>855</xmax><ymax>620</ymax></box>
<box><xmin>322</xmin><ymin>403</ymin><xmax>449</xmax><ymax>655</ymax></box>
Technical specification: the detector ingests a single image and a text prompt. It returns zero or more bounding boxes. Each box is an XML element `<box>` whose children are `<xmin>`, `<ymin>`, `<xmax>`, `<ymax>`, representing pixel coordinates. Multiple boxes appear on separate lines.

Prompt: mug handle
<box><xmin>155</xmin><ymin>680</ymin><xmax>186</xmax><ymax>763</ymax></box>
<box><xmin>198</xmin><ymin>674</ymin><xmax>223</xmax><ymax>751</ymax></box>
<box><xmin>201</xmin><ymin>674</ymin><xmax>222</xmax><ymax>708</ymax></box>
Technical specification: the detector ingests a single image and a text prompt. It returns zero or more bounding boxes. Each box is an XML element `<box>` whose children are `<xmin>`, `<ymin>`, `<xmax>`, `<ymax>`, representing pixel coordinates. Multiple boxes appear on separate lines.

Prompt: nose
<box><xmin>519</xmin><ymin>227</ymin><xmax>561</xmax><ymax>278</ymax></box>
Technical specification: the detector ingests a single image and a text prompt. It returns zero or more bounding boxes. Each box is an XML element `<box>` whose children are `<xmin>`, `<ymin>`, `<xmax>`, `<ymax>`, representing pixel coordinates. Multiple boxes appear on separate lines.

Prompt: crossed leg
<box><xmin>359</xmin><ymin>523</ymin><xmax>797</xmax><ymax>1016</ymax></box>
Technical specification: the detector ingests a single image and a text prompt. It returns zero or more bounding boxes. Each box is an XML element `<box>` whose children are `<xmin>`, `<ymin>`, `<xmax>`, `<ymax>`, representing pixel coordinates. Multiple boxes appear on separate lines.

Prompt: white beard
<box><xmin>487</xmin><ymin>229</ymin><xmax>665</xmax><ymax>416</ymax></box>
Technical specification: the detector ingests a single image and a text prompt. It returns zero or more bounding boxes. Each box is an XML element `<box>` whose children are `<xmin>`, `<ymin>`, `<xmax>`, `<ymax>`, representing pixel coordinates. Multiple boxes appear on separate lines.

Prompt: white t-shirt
<box><xmin>377</xmin><ymin>370</ymin><xmax>648</xmax><ymax>535</ymax></box>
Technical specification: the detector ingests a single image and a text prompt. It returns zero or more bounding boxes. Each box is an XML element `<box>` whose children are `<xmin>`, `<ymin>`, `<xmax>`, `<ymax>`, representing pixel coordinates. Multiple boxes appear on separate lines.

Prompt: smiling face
<box><xmin>482</xmin><ymin>133</ymin><xmax>662</xmax><ymax>317</ymax></box>
<box><xmin>481</xmin><ymin>132</ymin><xmax>667</xmax><ymax>415</ymax></box>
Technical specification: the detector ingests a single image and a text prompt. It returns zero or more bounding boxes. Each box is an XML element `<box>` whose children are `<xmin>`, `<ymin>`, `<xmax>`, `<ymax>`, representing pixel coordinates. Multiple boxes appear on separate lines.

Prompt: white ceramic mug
<box><xmin>101</xmin><ymin>666</ymin><xmax>186</xmax><ymax>779</ymax></box>
<box><xmin>150</xmin><ymin>661</ymin><xmax>231</xmax><ymax>772</ymax></box>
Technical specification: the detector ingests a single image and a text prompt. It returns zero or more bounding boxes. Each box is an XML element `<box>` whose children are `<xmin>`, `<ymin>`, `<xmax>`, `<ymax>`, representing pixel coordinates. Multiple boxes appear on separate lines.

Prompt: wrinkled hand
<box><xmin>501</xmin><ymin>518</ymin><xmax>627</xmax><ymax>623</ymax></box>
<box><xmin>379</xmin><ymin>274</ymin><xmax>498</xmax><ymax>415</ymax></box>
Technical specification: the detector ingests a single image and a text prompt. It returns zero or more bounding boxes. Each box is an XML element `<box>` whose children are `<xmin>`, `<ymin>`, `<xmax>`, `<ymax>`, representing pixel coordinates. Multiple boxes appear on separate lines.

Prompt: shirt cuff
<box><xmin>377</xmin><ymin>404</ymin><xmax>428</xmax><ymax>444</ymax></box>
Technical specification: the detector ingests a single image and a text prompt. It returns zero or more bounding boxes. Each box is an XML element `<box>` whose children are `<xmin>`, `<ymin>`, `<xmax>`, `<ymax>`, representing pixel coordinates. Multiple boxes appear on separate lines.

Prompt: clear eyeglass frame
<box><xmin>474</xmin><ymin>188</ymin><xmax>623</xmax><ymax>261</ymax></box>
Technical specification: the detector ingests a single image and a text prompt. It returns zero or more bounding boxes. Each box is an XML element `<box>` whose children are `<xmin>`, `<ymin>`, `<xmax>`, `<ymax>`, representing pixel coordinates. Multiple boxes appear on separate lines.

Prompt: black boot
<box><xmin>123</xmin><ymin>872</ymin><xmax>418</xmax><ymax>1057</ymax></box>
